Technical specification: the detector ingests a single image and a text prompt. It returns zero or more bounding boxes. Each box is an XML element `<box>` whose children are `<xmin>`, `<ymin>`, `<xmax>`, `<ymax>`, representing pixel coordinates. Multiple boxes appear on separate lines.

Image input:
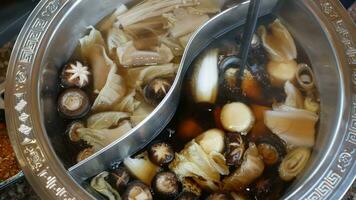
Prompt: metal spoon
<box><xmin>219</xmin><ymin>0</ymin><xmax>262</xmax><ymax>93</ymax></box>
<box><xmin>238</xmin><ymin>0</ymin><xmax>261</xmax><ymax>79</ymax></box>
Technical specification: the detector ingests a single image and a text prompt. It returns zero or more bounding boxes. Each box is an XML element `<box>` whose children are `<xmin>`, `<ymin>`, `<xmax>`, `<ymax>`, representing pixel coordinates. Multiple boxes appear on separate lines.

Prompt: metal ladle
<box><xmin>219</xmin><ymin>0</ymin><xmax>262</xmax><ymax>96</ymax></box>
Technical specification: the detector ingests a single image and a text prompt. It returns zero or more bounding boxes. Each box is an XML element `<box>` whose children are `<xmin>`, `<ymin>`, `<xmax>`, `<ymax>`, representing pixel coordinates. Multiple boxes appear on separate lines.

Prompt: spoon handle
<box><xmin>238</xmin><ymin>0</ymin><xmax>261</xmax><ymax>78</ymax></box>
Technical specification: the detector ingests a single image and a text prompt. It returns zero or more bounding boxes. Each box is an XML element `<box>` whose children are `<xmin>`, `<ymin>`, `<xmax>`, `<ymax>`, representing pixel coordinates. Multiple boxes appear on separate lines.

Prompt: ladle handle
<box><xmin>238</xmin><ymin>0</ymin><xmax>261</xmax><ymax>78</ymax></box>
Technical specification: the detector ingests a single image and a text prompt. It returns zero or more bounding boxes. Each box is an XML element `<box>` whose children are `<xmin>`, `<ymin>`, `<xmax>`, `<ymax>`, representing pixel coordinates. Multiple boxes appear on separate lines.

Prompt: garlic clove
<box><xmin>220</xmin><ymin>102</ymin><xmax>255</xmax><ymax>135</ymax></box>
<box><xmin>196</xmin><ymin>129</ymin><xmax>225</xmax><ymax>154</ymax></box>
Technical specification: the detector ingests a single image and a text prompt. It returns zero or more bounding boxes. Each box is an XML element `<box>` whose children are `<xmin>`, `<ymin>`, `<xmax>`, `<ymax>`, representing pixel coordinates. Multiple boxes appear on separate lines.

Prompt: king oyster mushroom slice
<box><xmin>264</xmin><ymin>109</ymin><xmax>318</xmax><ymax>147</ymax></box>
<box><xmin>223</xmin><ymin>143</ymin><xmax>264</xmax><ymax>191</ymax></box>
<box><xmin>191</xmin><ymin>49</ymin><xmax>219</xmax><ymax>104</ymax></box>
<box><xmin>90</xmin><ymin>171</ymin><xmax>121</xmax><ymax>200</ymax></box>
<box><xmin>266</xmin><ymin>59</ymin><xmax>298</xmax><ymax>87</ymax></box>
<box><xmin>284</xmin><ymin>81</ymin><xmax>304</xmax><ymax>109</ymax></box>
<box><xmin>279</xmin><ymin>147</ymin><xmax>311</xmax><ymax>181</ymax></box>
<box><xmin>296</xmin><ymin>63</ymin><xmax>316</xmax><ymax>91</ymax></box>
<box><xmin>258</xmin><ymin>19</ymin><xmax>297</xmax><ymax>62</ymax></box>
<box><xmin>220</xmin><ymin>102</ymin><xmax>255</xmax><ymax>135</ymax></box>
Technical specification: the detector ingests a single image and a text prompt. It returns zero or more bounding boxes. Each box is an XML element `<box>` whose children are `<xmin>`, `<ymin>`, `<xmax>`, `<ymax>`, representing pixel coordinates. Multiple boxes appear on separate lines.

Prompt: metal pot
<box><xmin>5</xmin><ymin>0</ymin><xmax>356</xmax><ymax>199</ymax></box>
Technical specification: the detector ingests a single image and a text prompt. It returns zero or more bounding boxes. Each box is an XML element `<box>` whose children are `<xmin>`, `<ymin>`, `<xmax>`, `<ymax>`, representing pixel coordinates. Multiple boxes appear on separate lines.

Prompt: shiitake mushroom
<box><xmin>249</xmin><ymin>172</ymin><xmax>284</xmax><ymax>200</ymax></box>
<box><xmin>143</xmin><ymin>78</ymin><xmax>172</xmax><ymax>106</ymax></box>
<box><xmin>106</xmin><ymin>167</ymin><xmax>131</xmax><ymax>193</ymax></box>
<box><xmin>152</xmin><ymin>171</ymin><xmax>180</xmax><ymax>199</ymax></box>
<box><xmin>122</xmin><ymin>181</ymin><xmax>153</xmax><ymax>200</ymax></box>
<box><xmin>60</xmin><ymin>61</ymin><xmax>90</xmax><ymax>88</ymax></box>
<box><xmin>57</xmin><ymin>88</ymin><xmax>90</xmax><ymax>119</ymax></box>
<box><xmin>206</xmin><ymin>192</ymin><xmax>234</xmax><ymax>200</ymax></box>
<box><xmin>176</xmin><ymin>192</ymin><xmax>199</xmax><ymax>200</ymax></box>
<box><xmin>181</xmin><ymin>178</ymin><xmax>202</xmax><ymax>197</ymax></box>
<box><xmin>67</xmin><ymin>121</ymin><xmax>85</xmax><ymax>142</ymax></box>
<box><xmin>76</xmin><ymin>147</ymin><xmax>94</xmax><ymax>163</ymax></box>
<box><xmin>148</xmin><ymin>142</ymin><xmax>174</xmax><ymax>166</ymax></box>
<box><xmin>218</xmin><ymin>56</ymin><xmax>241</xmax><ymax>102</ymax></box>
<box><xmin>225</xmin><ymin>132</ymin><xmax>245</xmax><ymax>167</ymax></box>
<box><xmin>256</xmin><ymin>133</ymin><xmax>287</xmax><ymax>166</ymax></box>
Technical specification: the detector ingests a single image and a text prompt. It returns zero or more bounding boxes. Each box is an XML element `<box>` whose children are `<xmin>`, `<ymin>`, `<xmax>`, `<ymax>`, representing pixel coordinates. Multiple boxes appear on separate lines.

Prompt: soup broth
<box><xmin>57</xmin><ymin>0</ymin><xmax>224</xmax><ymax>165</ymax></box>
<box><xmin>88</xmin><ymin>15</ymin><xmax>320</xmax><ymax>200</ymax></box>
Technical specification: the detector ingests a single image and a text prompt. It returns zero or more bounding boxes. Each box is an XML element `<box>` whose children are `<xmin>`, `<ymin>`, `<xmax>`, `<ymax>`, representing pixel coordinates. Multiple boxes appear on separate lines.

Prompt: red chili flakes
<box><xmin>0</xmin><ymin>130</ymin><xmax>20</xmax><ymax>181</ymax></box>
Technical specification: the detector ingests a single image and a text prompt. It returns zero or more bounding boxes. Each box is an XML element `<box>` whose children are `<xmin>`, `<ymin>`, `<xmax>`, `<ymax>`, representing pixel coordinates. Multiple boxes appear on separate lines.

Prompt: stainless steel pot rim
<box><xmin>5</xmin><ymin>0</ymin><xmax>356</xmax><ymax>199</ymax></box>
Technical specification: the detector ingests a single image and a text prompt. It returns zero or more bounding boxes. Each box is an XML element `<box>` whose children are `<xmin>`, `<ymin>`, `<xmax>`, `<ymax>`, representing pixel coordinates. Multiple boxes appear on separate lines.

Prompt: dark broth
<box><xmin>101</xmin><ymin>18</ymin><xmax>313</xmax><ymax>200</ymax></box>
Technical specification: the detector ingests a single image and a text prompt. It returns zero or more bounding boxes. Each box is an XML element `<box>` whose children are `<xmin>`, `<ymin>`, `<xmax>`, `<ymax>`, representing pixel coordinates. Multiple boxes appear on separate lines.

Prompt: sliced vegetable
<box><xmin>115</xmin><ymin>0</ymin><xmax>199</xmax><ymax>27</ymax></box>
<box><xmin>169</xmin><ymin>140</ymin><xmax>228</xmax><ymax>191</ymax></box>
<box><xmin>169</xmin><ymin>12</ymin><xmax>209</xmax><ymax>38</ymax></box>
<box><xmin>126</xmin><ymin>63</ymin><xmax>178</xmax><ymax>90</ymax></box>
<box><xmin>220</xmin><ymin>102</ymin><xmax>255</xmax><ymax>135</ymax></box>
<box><xmin>80</xmin><ymin>26</ymin><xmax>106</xmax><ymax>60</ymax></box>
<box><xmin>118</xmin><ymin>42</ymin><xmax>174</xmax><ymax>66</ymax></box>
<box><xmin>97</xmin><ymin>4</ymin><xmax>128</xmax><ymax>33</ymax></box>
<box><xmin>123</xmin><ymin>152</ymin><xmax>160</xmax><ymax>185</ymax></box>
<box><xmin>191</xmin><ymin>49</ymin><xmax>219</xmax><ymax>104</ymax></box>
<box><xmin>206</xmin><ymin>192</ymin><xmax>234</xmax><ymax>200</ymax></box>
<box><xmin>90</xmin><ymin>171</ymin><xmax>121</xmax><ymax>200</ymax></box>
<box><xmin>304</xmin><ymin>97</ymin><xmax>320</xmax><ymax>113</ymax></box>
<box><xmin>256</xmin><ymin>133</ymin><xmax>286</xmax><ymax>166</ymax></box>
<box><xmin>60</xmin><ymin>61</ymin><xmax>90</xmax><ymax>88</ymax></box>
<box><xmin>114</xmin><ymin>90</ymin><xmax>141</xmax><ymax>113</ymax></box>
<box><xmin>187</xmin><ymin>0</ymin><xmax>222</xmax><ymax>14</ymax></box>
<box><xmin>143</xmin><ymin>78</ymin><xmax>172</xmax><ymax>106</ymax></box>
<box><xmin>57</xmin><ymin>88</ymin><xmax>90</xmax><ymax>119</ymax></box>
<box><xmin>196</xmin><ymin>129</ymin><xmax>225</xmax><ymax>154</ymax></box>
<box><xmin>122</xmin><ymin>181</ymin><xmax>152</xmax><ymax>200</ymax></box>
<box><xmin>76</xmin><ymin>120</ymin><xmax>132</xmax><ymax>151</ymax></box>
<box><xmin>87</xmin><ymin>112</ymin><xmax>130</xmax><ymax>129</ymax></box>
<box><xmin>181</xmin><ymin>178</ymin><xmax>202</xmax><ymax>197</ymax></box>
<box><xmin>223</xmin><ymin>143</ymin><xmax>265</xmax><ymax>191</ymax></box>
<box><xmin>267</xmin><ymin>60</ymin><xmax>298</xmax><ymax>87</ymax></box>
<box><xmin>92</xmin><ymin>63</ymin><xmax>126</xmax><ymax>111</ymax></box>
<box><xmin>107</xmin><ymin>26</ymin><xmax>130</xmax><ymax>54</ymax></box>
<box><xmin>107</xmin><ymin>167</ymin><xmax>131</xmax><ymax>193</ymax></box>
<box><xmin>148</xmin><ymin>142</ymin><xmax>175</xmax><ymax>166</ymax></box>
<box><xmin>152</xmin><ymin>171</ymin><xmax>179</xmax><ymax>198</ymax></box>
<box><xmin>79</xmin><ymin>27</ymin><xmax>113</xmax><ymax>92</ymax></box>
<box><xmin>264</xmin><ymin>109</ymin><xmax>318</xmax><ymax>147</ymax></box>
<box><xmin>258</xmin><ymin>19</ymin><xmax>297</xmax><ymax>62</ymax></box>
<box><xmin>284</xmin><ymin>81</ymin><xmax>304</xmax><ymax>109</ymax></box>
<box><xmin>279</xmin><ymin>147</ymin><xmax>310</xmax><ymax>181</ymax></box>
<box><xmin>225</xmin><ymin>132</ymin><xmax>245</xmax><ymax>167</ymax></box>
<box><xmin>67</xmin><ymin>121</ymin><xmax>85</xmax><ymax>142</ymax></box>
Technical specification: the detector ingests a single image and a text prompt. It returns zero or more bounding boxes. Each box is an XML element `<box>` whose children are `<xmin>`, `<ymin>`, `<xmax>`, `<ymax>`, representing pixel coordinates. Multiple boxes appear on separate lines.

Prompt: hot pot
<box><xmin>5</xmin><ymin>0</ymin><xmax>356</xmax><ymax>199</ymax></box>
